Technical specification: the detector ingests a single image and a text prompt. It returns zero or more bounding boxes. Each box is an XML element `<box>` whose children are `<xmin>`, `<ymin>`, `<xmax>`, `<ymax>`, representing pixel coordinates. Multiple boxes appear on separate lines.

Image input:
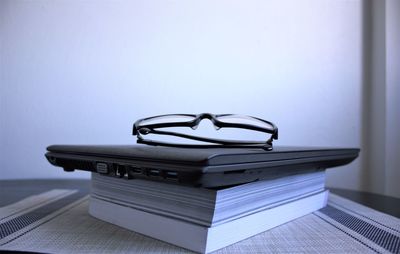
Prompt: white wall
<box><xmin>360</xmin><ymin>0</ymin><xmax>400</xmax><ymax>198</ymax></box>
<box><xmin>1</xmin><ymin>1</ymin><xmax>363</xmax><ymax>189</ymax></box>
<box><xmin>385</xmin><ymin>0</ymin><xmax>400</xmax><ymax>197</ymax></box>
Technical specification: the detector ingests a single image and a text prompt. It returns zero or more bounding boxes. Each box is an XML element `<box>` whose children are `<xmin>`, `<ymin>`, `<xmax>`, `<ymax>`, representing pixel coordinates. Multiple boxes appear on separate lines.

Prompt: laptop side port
<box><xmin>129</xmin><ymin>167</ymin><xmax>142</xmax><ymax>175</ymax></box>
<box><xmin>115</xmin><ymin>164</ymin><xmax>127</xmax><ymax>178</ymax></box>
<box><xmin>148</xmin><ymin>169</ymin><xmax>161</xmax><ymax>177</ymax></box>
<box><xmin>164</xmin><ymin>171</ymin><xmax>178</xmax><ymax>181</ymax></box>
<box><xmin>96</xmin><ymin>162</ymin><xmax>109</xmax><ymax>174</ymax></box>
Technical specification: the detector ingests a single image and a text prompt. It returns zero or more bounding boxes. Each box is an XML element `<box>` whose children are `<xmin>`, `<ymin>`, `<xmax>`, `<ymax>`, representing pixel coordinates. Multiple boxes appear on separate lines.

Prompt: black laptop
<box><xmin>45</xmin><ymin>145</ymin><xmax>359</xmax><ymax>188</ymax></box>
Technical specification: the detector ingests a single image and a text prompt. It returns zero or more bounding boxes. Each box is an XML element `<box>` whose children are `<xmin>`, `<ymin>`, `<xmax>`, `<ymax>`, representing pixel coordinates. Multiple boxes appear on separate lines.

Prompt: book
<box><xmin>91</xmin><ymin>170</ymin><xmax>325</xmax><ymax>226</ymax></box>
<box><xmin>89</xmin><ymin>172</ymin><xmax>328</xmax><ymax>253</ymax></box>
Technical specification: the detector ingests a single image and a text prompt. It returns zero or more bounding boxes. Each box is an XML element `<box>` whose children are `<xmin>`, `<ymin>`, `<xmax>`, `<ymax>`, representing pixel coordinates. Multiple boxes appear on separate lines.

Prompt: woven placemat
<box><xmin>0</xmin><ymin>189</ymin><xmax>399</xmax><ymax>253</ymax></box>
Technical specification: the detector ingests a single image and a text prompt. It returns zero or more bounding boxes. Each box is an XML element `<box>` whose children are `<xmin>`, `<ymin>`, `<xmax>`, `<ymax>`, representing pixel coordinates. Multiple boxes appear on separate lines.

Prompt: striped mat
<box><xmin>0</xmin><ymin>190</ymin><xmax>399</xmax><ymax>254</ymax></box>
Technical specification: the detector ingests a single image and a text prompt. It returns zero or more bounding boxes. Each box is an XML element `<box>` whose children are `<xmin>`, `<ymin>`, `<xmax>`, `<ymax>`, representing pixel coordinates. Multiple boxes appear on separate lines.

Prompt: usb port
<box><xmin>129</xmin><ymin>167</ymin><xmax>143</xmax><ymax>175</ymax></box>
<box><xmin>148</xmin><ymin>169</ymin><xmax>160</xmax><ymax>177</ymax></box>
<box><xmin>165</xmin><ymin>171</ymin><xmax>178</xmax><ymax>180</ymax></box>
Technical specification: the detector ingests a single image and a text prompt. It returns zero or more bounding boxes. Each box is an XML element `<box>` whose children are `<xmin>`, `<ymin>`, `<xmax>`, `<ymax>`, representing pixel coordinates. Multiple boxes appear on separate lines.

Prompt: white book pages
<box><xmin>91</xmin><ymin>171</ymin><xmax>325</xmax><ymax>226</ymax></box>
<box><xmin>89</xmin><ymin>190</ymin><xmax>329</xmax><ymax>254</ymax></box>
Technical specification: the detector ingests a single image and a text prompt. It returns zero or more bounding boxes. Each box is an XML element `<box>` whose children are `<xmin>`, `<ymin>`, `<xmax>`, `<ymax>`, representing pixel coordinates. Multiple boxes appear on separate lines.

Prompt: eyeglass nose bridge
<box><xmin>191</xmin><ymin>113</ymin><xmax>218</xmax><ymax>129</ymax></box>
<box><xmin>196</xmin><ymin>113</ymin><xmax>215</xmax><ymax>120</ymax></box>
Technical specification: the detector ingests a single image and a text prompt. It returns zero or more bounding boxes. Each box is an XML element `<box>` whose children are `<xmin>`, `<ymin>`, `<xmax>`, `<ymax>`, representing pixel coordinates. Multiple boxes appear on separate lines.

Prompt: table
<box><xmin>1</xmin><ymin>179</ymin><xmax>399</xmax><ymax>253</ymax></box>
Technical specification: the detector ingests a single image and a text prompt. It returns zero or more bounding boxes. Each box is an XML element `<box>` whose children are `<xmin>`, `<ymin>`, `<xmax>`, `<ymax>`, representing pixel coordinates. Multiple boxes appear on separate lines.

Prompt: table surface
<box><xmin>1</xmin><ymin>179</ymin><xmax>399</xmax><ymax>218</ymax></box>
<box><xmin>1</xmin><ymin>179</ymin><xmax>400</xmax><ymax>254</ymax></box>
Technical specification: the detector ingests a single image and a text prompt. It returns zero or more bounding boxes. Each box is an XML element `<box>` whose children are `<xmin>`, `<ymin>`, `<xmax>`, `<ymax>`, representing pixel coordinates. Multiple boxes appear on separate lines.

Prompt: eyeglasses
<box><xmin>132</xmin><ymin>113</ymin><xmax>278</xmax><ymax>150</ymax></box>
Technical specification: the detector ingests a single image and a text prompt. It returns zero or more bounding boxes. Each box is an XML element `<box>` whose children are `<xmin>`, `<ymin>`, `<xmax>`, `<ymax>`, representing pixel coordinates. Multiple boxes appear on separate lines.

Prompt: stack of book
<box><xmin>89</xmin><ymin>170</ymin><xmax>328</xmax><ymax>253</ymax></box>
<box><xmin>46</xmin><ymin>142</ymin><xmax>358</xmax><ymax>253</ymax></box>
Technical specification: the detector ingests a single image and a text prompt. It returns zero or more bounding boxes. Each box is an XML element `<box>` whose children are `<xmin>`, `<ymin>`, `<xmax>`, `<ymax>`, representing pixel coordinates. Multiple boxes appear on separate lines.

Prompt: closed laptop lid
<box><xmin>46</xmin><ymin>144</ymin><xmax>359</xmax><ymax>166</ymax></box>
<box><xmin>46</xmin><ymin>145</ymin><xmax>359</xmax><ymax>187</ymax></box>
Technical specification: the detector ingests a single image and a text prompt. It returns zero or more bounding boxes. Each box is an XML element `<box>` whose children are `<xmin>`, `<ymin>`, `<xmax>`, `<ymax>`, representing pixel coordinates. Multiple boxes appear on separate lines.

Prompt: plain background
<box><xmin>1</xmin><ymin>0</ymin><xmax>399</xmax><ymax>197</ymax></box>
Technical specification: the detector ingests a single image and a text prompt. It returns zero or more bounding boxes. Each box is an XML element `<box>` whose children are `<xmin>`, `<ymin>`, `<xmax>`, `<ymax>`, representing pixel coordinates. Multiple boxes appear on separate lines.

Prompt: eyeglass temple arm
<box><xmin>137</xmin><ymin>138</ymin><xmax>273</xmax><ymax>151</ymax></box>
<box><xmin>138</xmin><ymin>128</ymin><xmax>272</xmax><ymax>145</ymax></box>
<box><xmin>133</xmin><ymin>122</ymin><xmax>195</xmax><ymax>135</ymax></box>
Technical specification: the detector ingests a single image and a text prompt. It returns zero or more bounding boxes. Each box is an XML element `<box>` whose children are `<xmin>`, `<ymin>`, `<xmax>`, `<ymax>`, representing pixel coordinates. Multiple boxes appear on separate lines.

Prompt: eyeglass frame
<box><xmin>132</xmin><ymin>113</ymin><xmax>278</xmax><ymax>150</ymax></box>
